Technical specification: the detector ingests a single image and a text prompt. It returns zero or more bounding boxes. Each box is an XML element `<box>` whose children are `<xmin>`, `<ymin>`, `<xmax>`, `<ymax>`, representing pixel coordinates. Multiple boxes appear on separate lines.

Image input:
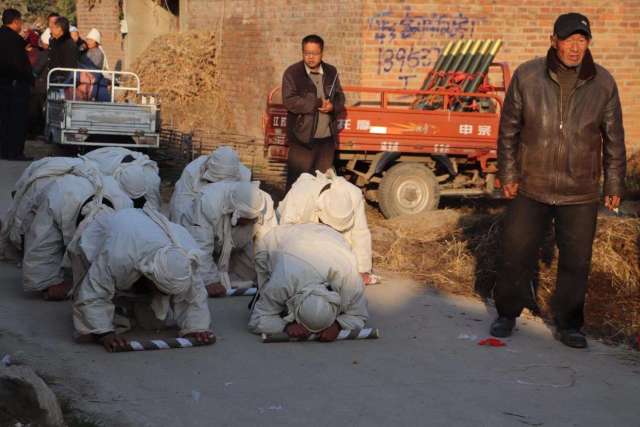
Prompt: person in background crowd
<box><xmin>40</xmin><ymin>27</ymin><xmax>51</xmax><ymax>49</ymax></box>
<box><xmin>70</xmin><ymin>25</ymin><xmax>79</xmax><ymax>43</ymax></box>
<box><xmin>23</xmin><ymin>27</ymin><xmax>45</xmax><ymax>137</ymax></box>
<box><xmin>24</xmin><ymin>28</ymin><xmax>41</xmax><ymax>66</ymax></box>
<box><xmin>48</xmin><ymin>16</ymin><xmax>78</xmax><ymax>84</ymax></box>
<box><xmin>69</xmin><ymin>25</ymin><xmax>85</xmax><ymax>54</ymax></box>
<box><xmin>0</xmin><ymin>8</ymin><xmax>34</xmax><ymax>160</ymax></box>
<box><xmin>80</xmin><ymin>28</ymin><xmax>107</xmax><ymax>70</ymax></box>
<box><xmin>26</xmin><ymin>30</ymin><xmax>51</xmax><ymax>136</ymax></box>
<box><xmin>47</xmin><ymin>12</ymin><xmax>59</xmax><ymax>36</ymax></box>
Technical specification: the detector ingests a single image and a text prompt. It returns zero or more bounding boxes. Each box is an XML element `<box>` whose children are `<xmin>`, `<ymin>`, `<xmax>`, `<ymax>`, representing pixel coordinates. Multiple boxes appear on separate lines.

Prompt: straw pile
<box><xmin>130</xmin><ymin>31</ymin><xmax>234</xmax><ymax>132</ymax></box>
<box><xmin>371</xmin><ymin>209</ymin><xmax>640</xmax><ymax>347</ymax></box>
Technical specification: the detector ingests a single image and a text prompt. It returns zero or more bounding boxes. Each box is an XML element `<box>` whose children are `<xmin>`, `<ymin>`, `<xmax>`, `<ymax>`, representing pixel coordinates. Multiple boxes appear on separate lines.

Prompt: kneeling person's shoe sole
<box><xmin>490</xmin><ymin>317</ymin><xmax>515</xmax><ymax>338</ymax></box>
<box><xmin>554</xmin><ymin>329</ymin><xmax>588</xmax><ymax>349</ymax></box>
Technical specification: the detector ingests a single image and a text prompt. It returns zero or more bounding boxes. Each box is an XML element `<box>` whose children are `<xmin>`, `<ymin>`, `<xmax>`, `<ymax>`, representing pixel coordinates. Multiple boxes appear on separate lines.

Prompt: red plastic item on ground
<box><xmin>478</xmin><ymin>338</ymin><xmax>506</xmax><ymax>347</ymax></box>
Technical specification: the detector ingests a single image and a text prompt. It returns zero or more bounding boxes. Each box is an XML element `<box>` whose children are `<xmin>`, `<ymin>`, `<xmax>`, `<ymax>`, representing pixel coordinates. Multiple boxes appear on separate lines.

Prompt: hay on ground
<box><xmin>371</xmin><ymin>209</ymin><xmax>640</xmax><ymax>347</ymax></box>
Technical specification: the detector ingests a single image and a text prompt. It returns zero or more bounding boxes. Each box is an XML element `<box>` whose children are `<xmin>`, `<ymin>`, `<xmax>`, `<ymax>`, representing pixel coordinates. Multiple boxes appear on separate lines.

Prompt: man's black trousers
<box><xmin>0</xmin><ymin>82</ymin><xmax>30</xmax><ymax>159</ymax></box>
<box><xmin>493</xmin><ymin>194</ymin><xmax>598</xmax><ymax>330</ymax></box>
<box><xmin>286</xmin><ymin>137</ymin><xmax>335</xmax><ymax>190</ymax></box>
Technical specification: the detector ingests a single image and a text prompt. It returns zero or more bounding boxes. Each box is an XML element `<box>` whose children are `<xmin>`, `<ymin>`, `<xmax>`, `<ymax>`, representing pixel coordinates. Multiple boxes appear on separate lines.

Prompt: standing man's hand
<box><xmin>318</xmin><ymin>99</ymin><xmax>333</xmax><ymax>113</ymax></box>
<box><xmin>604</xmin><ymin>195</ymin><xmax>621</xmax><ymax>211</ymax></box>
<box><xmin>285</xmin><ymin>322</ymin><xmax>311</xmax><ymax>338</ymax></box>
<box><xmin>502</xmin><ymin>183</ymin><xmax>519</xmax><ymax>199</ymax></box>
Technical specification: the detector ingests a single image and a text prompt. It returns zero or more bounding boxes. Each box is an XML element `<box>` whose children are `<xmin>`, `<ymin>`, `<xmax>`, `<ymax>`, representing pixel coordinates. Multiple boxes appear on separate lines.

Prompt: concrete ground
<box><xmin>1</xmin><ymin>159</ymin><xmax>639</xmax><ymax>427</ymax></box>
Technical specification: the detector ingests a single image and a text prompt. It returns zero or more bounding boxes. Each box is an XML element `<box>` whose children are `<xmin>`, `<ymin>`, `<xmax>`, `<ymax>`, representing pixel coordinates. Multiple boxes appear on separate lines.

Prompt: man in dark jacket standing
<box><xmin>0</xmin><ymin>8</ymin><xmax>34</xmax><ymax>160</ymax></box>
<box><xmin>491</xmin><ymin>13</ymin><xmax>626</xmax><ymax>348</ymax></box>
<box><xmin>48</xmin><ymin>16</ymin><xmax>78</xmax><ymax>83</ymax></box>
<box><xmin>282</xmin><ymin>34</ymin><xmax>345</xmax><ymax>190</ymax></box>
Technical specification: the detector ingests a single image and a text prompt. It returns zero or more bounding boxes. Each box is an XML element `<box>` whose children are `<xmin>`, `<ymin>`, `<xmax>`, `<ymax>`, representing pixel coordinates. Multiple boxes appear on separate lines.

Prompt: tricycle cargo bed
<box><xmin>46</xmin><ymin>68</ymin><xmax>160</xmax><ymax>148</ymax></box>
<box><xmin>263</xmin><ymin>61</ymin><xmax>512</xmax><ymax>218</ymax></box>
<box><xmin>64</xmin><ymin>102</ymin><xmax>158</xmax><ymax>133</ymax></box>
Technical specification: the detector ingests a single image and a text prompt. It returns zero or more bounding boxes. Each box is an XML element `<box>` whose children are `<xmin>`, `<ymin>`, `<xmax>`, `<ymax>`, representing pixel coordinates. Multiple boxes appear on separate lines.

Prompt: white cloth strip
<box><xmin>358</xmin><ymin>328</ymin><xmax>372</xmax><ymax>338</ymax></box>
<box><xmin>176</xmin><ymin>338</ymin><xmax>193</xmax><ymax>347</ymax></box>
<box><xmin>227</xmin><ymin>287</ymin><xmax>257</xmax><ymax>296</ymax></box>
<box><xmin>151</xmin><ymin>340</ymin><xmax>170</xmax><ymax>349</ymax></box>
<box><xmin>337</xmin><ymin>330</ymin><xmax>351</xmax><ymax>340</ymax></box>
<box><xmin>129</xmin><ymin>341</ymin><xmax>144</xmax><ymax>351</ymax></box>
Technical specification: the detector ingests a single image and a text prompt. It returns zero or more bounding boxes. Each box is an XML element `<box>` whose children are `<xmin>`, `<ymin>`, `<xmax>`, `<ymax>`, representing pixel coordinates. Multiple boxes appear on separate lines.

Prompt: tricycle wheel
<box><xmin>378</xmin><ymin>162</ymin><xmax>440</xmax><ymax>218</ymax></box>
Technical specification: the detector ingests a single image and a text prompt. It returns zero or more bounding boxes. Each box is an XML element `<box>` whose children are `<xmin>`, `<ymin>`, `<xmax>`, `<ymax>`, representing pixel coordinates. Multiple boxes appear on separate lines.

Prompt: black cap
<box><xmin>554</xmin><ymin>13</ymin><xmax>592</xmax><ymax>39</ymax></box>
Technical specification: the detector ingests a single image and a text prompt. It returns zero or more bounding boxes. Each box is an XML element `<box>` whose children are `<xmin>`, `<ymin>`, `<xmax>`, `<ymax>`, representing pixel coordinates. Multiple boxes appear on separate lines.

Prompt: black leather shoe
<box><xmin>554</xmin><ymin>329</ymin><xmax>588</xmax><ymax>348</ymax></box>
<box><xmin>490</xmin><ymin>317</ymin><xmax>515</xmax><ymax>338</ymax></box>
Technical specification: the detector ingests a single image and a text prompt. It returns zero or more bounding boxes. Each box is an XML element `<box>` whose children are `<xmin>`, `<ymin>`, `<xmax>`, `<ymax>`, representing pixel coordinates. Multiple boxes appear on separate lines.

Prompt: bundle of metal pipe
<box><xmin>462</xmin><ymin>40</ymin><xmax>503</xmax><ymax>94</ymax></box>
<box><xmin>415</xmin><ymin>39</ymin><xmax>503</xmax><ymax>110</ymax></box>
<box><xmin>451</xmin><ymin>40</ymin><xmax>503</xmax><ymax>112</ymax></box>
<box><xmin>419</xmin><ymin>41</ymin><xmax>454</xmax><ymax>91</ymax></box>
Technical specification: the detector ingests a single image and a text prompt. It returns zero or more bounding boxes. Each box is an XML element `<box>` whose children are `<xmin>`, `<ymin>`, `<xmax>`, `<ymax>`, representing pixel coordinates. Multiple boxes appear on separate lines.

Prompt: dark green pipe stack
<box><xmin>419</xmin><ymin>40</ymin><xmax>455</xmax><ymax>91</ymax></box>
<box><xmin>432</xmin><ymin>39</ymin><xmax>467</xmax><ymax>89</ymax></box>
<box><xmin>414</xmin><ymin>39</ymin><xmax>503</xmax><ymax>110</ymax></box>
<box><xmin>454</xmin><ymin>39</ymin><xmax>503</xmax><ymax>111</ymax></box>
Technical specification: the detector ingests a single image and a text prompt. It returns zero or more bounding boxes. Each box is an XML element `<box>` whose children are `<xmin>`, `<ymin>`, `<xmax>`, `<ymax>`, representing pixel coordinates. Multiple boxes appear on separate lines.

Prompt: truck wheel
<box><xmin>378</xmin><ymin>162</ymin><xmax>440</xmax><ymax>218</ymax></box>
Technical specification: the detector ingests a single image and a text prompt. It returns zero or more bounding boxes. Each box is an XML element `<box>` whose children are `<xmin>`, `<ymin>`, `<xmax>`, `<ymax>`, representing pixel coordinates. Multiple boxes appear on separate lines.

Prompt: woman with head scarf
<box><xmin>79</xmin><ymin>28</ymin><xmax>107</xmax><ymax>70</ymax></box>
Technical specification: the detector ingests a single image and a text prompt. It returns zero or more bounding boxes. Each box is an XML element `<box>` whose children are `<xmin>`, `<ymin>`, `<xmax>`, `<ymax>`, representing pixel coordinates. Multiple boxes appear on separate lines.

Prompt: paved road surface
<box><xmin>1</xmin><ymin>159</ymin><xmax>639</xmax><ymax>427</ymax></box>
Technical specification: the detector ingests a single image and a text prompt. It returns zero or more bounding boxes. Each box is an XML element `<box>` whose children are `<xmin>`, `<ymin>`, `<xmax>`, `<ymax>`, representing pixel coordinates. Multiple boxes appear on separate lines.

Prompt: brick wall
<box><xmin>76</xmin><ymin>0</ymin><xmax>124</xmax><ymax>70</ymax></box>
<box><xmin>360</xmin><ymin>0</ymin><xmax>640</xmax><ymax>149</ymax></box>
<box><xmin>180</xmin><ymin>0</ymin><xmax>640</xmax><ymax>151</ymax></box>
<box><xmin>80</xmin><ymin>0</ymin><xmax>640</xmax><ymax>151</ymax></box>
<box><xmin>180</xmin><ymin>0</ymin><xmax>364</xmax><ymax>137</ymax></box>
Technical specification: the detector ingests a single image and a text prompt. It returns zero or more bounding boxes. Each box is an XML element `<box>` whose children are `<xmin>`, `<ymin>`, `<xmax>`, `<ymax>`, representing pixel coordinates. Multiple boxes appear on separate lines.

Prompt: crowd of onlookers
<box><xmin>0</xmin><ymin>8</ymin><xmax>107</xmax><ymax>160</ymax></box>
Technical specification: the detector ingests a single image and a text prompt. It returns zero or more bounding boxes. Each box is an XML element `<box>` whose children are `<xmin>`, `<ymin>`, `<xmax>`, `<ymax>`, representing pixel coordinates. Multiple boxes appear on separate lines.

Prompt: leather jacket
<box><xmin>498</xmin><ymin>48</ymin><xmax>626</xmax><ymax>204</ymax></box>
<box><xmin>282</xmin><ymin>60</ymin><xmax>345</xmax><ymax>146</ymax></box>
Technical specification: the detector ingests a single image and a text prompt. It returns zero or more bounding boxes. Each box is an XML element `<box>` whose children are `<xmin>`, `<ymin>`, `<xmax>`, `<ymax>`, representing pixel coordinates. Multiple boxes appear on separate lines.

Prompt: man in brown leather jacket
<box><xmin>491</xmin><ymin>13</ymin><xmax>626</xmax><ymax>348</ymax></box>
<box><xmin>282</xmin><ymin>34</ymin><xmax>345</xmax><ymax>190</ymax></box>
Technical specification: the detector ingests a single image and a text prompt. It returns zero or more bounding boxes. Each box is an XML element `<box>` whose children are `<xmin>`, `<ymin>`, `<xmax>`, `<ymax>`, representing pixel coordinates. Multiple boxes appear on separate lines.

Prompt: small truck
<box><xmin>264</xmin><ymin>61</ymin><xmax>512</xmax><ymax>218</ymax></box>
<box><xmin>46</xmin><ymin>68</ymin><xmax>160</xmax><ymax>148</ymax></box>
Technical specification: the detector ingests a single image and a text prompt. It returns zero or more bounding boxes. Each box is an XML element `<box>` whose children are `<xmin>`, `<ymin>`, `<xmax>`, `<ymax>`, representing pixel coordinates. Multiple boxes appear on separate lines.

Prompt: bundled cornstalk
<box><xmin>130</xmin><ymin>31</ymin><xmax>234</xmax><ymax>133</ymax></box>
